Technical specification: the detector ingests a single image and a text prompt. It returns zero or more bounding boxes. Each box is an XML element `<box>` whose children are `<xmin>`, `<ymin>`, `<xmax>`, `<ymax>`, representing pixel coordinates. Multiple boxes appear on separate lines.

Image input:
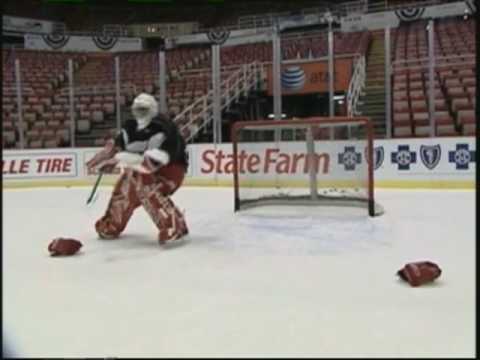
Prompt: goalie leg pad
<box><xmin>157</xmin><ymin>203</ymin><xmax>188</xmax><ymax>245</ymax></box>
<box><xmin>139</xmin><ymin>192</ymin><xmax>189</xmax><ymax>245</ymax></box>
<box><xmin>95</xmin><ymin>171</ymin><xmax>141</xmax><ymax>239</ymax></box>
<box><xmin>133</xmin><ymin>168</ymin><xmax>188</xmax><ymax>244</ymax></box>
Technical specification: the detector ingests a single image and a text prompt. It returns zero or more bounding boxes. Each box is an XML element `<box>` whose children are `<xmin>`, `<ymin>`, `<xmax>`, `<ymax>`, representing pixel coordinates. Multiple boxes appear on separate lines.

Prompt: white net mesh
<box><xmin>233</xmin><ymin>118</ymin><xmax>383</xmax><ymax>216</ymax></box>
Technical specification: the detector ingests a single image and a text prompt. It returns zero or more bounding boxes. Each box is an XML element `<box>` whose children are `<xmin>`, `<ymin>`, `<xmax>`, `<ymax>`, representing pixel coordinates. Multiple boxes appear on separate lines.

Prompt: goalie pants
<box><xmin>95</xmin><ymin>163</ymin><xmax>188</xmax><ymax>244</ymax></box>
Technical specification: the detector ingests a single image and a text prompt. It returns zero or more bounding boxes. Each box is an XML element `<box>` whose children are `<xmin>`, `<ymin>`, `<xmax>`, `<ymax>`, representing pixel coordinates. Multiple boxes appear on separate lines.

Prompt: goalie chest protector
<box><xmin>115</xmin><ymin>116</ymin><xmax>188</xmax><ymax>168</ymax></box>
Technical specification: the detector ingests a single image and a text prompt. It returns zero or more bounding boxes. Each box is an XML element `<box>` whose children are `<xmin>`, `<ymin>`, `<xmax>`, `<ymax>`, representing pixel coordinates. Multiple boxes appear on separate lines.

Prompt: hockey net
<box><xmin>231</xmin><ymin>116</ymin><xmax>384</xmax><ymax>216</ymax></box>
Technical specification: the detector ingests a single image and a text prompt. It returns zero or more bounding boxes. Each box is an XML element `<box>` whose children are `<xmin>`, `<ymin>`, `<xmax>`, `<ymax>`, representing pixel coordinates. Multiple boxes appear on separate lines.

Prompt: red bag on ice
<box><xmin>397</xmin><ymin>261</ymin><xmax>442</xmax><ymax>287</ymax></box>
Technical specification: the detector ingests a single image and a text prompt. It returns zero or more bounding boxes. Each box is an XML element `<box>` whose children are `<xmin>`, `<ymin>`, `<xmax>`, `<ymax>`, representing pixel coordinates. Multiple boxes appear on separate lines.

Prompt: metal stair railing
<box><xmin>174</xmin><ymin>61</ymin><xmax>264</xmax><ymax>142</ymax></box>
<box><xmin>346</xmin><ymin>55</ymin><xmax>366</xmax><ymax>116</ymax></box>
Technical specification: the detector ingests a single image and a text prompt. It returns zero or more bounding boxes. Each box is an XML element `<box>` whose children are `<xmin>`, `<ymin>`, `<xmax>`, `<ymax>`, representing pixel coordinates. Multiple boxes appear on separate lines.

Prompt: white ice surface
<box><xmin>2</xmin><ymin>186</ymin><xmax>476</xmax><ymax>358</ymax></box>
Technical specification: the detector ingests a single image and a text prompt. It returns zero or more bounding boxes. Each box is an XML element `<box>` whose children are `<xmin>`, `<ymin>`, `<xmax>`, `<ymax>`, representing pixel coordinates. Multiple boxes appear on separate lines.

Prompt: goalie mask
<box><xmin>131</xmin><ymin>93</ymin><xmax>159</xmax><ymax>129</ymax></box>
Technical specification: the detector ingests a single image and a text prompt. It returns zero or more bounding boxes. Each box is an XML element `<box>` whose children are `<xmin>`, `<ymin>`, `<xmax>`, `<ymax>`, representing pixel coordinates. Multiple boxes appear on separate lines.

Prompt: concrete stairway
<box><xmin>357</xmin><ymin>31</ymin><xmax>387</xmax><ymax>138</ymax></box>
<box><xmin>74</xmin><ymin>54</ymin><xmax>113</xmax><ymax>86</ymax></box>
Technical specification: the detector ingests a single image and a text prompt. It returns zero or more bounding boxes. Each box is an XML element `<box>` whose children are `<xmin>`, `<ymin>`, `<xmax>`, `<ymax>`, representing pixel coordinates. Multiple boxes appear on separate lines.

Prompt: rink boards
<box><xmin>2</xmin><ymin>136</ymin><xmax>475</xmax><ymax>189</ymax></box>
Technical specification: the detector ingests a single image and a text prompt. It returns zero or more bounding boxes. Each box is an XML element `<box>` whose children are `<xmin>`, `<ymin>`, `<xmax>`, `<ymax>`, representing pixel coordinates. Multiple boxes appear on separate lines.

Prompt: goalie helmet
<box><xmin>131</xmin><ymin>93</ymin><xmax>159</xmax><ymax>129</ymax></box>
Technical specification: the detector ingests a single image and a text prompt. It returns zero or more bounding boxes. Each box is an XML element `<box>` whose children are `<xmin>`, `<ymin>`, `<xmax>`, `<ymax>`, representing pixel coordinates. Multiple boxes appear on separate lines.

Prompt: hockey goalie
<box><xmin>87</xmin><ymin>93</ymin><xmax>189</xmax><ymax>245</ymax></box>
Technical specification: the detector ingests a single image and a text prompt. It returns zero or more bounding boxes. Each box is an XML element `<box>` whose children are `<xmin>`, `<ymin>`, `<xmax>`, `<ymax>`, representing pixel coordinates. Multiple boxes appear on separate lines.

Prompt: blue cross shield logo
<box><xmin>338</xmin><ymin>146</ymin><xmax>362</xmax><ymax>171</ymax></box>
<box><xmin>448</xmin><ymin>144</ymin><xmax>476</xmax><ymax>170</ymax></box>
<box><xmin>391</xmin><ymin>145</ymin><xmax>417</xmax><ymax>170</ymax></box>
<box><xmin>364</xmin><ymin>146</ymin><xmax>385</xmax><ymax>170</ymax></box>
<box><xmin>420</xmin><ymin>145</ymin><xmax>441</xmax><ymax>170</ymax></box>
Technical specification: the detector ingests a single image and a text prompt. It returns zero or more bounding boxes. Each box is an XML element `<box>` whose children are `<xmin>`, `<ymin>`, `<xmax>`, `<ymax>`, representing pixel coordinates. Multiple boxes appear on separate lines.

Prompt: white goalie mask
<box><xmin>131</xmin><ymin>93</ymin><xmax>159</xmax><ymax>129</ymax></box>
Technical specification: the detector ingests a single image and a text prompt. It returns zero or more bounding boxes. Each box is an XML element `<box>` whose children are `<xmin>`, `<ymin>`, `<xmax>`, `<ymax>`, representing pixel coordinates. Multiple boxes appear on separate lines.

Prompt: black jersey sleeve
<box><xmin>148</xmin><ymin>117</ymin><xmax>188</xmax><ymax>168</ymax></box>
<box><xmin>172</xmin><ymin>125</ymin><xmax>189</xmax><ymax>168</ymax></box>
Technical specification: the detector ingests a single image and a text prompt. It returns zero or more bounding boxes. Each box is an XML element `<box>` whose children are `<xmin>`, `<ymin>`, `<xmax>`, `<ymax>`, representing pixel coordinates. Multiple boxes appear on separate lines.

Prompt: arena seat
<box><xmin>3</xmin><ymin>130</ymin><xmax>16</xmax><ymax>146</ymax></box>
<box><xmin>29</xmin><ymin>139</ymin><xmax>43</xmax><ymax>149</ymax></box>
<box><xmin>451</xmin><ymin>98</ymin><xmax>473</xmax><ymax>112</ymax></box>
<box><xmin>457</xmin><ymin>109</ymin><xmax>476</xmax><ymax>135</ymax></box>
<box><xmin>44</xmin><ymin>137</ymin><xmax>60</xmax><ymax>148</ymax></box>
<box><xmin>56</xmin><ymin>128</ymin><xmax>70</xmax><ymax>143</ymax></box>
<box><xmin>393</xmin><ymin>112</ymin><xmax>413</xmax><ymax>137</ymax></box>
<box><xmin>391</xmin><ymin>16</ymin><xmax>475</xmax><ymax>138</ymax></box>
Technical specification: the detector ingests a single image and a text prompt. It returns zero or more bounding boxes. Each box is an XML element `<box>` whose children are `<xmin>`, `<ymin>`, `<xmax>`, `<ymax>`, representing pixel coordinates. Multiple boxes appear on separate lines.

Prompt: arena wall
<box><xmin>2</xmin><ymin>137</ymin><xmax>475</xmax><ymax>189</ymax></box>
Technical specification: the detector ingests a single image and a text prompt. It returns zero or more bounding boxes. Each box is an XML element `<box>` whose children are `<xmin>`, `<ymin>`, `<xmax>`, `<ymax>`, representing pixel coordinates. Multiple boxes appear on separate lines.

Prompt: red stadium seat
<box><xmin>451</xmin><ymin>98</ymin><xmax>473</xmax><ymax>112</ymax></box>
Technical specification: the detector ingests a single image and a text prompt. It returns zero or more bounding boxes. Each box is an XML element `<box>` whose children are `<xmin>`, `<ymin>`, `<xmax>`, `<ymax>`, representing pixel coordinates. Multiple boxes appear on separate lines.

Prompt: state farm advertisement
<box><xmin>2</xmin><ymin>136</ymin><xmax>475</xmax><ymax>188</ymax></box>
<box><xmin>3</xmin><ymin>151</ymin><xmax>78</xmax><ymax>179</ymax></box>
<box><xmin>195</xmin><ymin>142</ymin><xmax>367</xmax><ymax>181</ymax></box>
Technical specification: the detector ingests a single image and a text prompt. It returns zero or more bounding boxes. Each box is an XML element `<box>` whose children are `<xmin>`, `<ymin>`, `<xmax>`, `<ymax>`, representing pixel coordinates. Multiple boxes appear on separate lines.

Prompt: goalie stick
<box><xmin>86</xmin><ymin>171</ymin><xmax>104</xmax><ymax>206</ymax></box>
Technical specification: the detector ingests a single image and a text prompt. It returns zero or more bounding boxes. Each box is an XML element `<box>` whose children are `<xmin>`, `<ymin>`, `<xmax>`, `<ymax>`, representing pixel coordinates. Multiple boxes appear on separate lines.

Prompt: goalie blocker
<box><xmin>87</xmin><ymin>93</ymin><xmax>189</xmax><ymax>244</ymax></box>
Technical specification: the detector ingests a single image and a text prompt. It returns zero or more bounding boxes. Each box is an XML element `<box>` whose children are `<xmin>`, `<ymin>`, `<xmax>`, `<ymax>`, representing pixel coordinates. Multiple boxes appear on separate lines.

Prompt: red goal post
<box><xmin>231</xmin><ymin>116</ymin><xmax>384</xmax><ymax>217</ymax></box>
